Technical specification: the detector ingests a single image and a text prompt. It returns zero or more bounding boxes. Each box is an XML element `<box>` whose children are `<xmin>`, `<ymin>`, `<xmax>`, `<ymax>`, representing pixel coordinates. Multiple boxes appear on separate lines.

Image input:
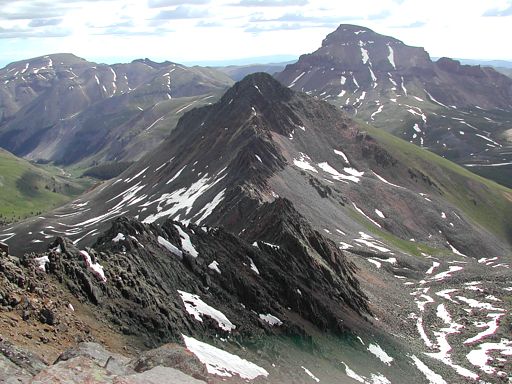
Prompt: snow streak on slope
<box><xmin>403</xmin><ymin>251</ymin><xmax>511</xmax><ymax>382</ymax></box>
<box><xmin>142</xmin><ymin>171</ymin><xmax>227</xmax><ymax>225</ymax></box>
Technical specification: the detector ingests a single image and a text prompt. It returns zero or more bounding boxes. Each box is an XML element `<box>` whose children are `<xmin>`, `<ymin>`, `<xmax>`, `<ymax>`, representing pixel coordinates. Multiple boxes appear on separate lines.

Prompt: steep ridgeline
<box><xmin>2</xmin><ymin>73</ymin><xmax>512</xmax><ymax>383</ymax></box>
<box><xmin>3</xmin><ymin>73</ymin><xmax>510</xmax><ymax>258</ymax></box>
<box><xmin>275</xmin><ymin>25</ymin><xmax>512</xmax><ymax>187</ymax></box>
<box><xmin>0</xmin><ymin>53</ymin><xmax>233</xmax><ymax>166</ymax></box>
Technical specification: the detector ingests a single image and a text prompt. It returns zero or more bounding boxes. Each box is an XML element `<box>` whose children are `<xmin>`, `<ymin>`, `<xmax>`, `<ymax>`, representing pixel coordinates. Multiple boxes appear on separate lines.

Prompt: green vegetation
<box><xmin>348</xmin><ymin>208</ymin><xmax>452</xmax><ymax>258</ymax></box>
<box><xmin>360</xmin><ymin>121</ymin><xmax>512</xmax><ymax>244</ymax></box>
<box><xmin>82</xmin><ymin>161</ymin><xmax>133</xmax><ymax>180</ymax></box>
<box><xmin>0</xmin><ymin>149</ymin><xmax>93</xmax><ymax>223</ymax></box>
<box><xmin>466</xmin><ymin>166</ymin><xmax>512</xmax><ymax>189</ymax></box>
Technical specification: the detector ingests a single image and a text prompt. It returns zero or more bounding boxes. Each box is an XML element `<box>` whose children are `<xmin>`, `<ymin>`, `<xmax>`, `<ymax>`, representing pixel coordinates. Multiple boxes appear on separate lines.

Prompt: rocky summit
<box><xmin>276</xmin><ymin>24</ymin><xmax>512</xmax><ymax>187</ymax></box>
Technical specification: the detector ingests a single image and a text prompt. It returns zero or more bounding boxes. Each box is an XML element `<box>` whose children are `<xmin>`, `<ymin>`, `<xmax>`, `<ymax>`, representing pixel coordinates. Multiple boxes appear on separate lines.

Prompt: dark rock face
<box><xmin>39</xmin><ymin>213</ymin><xmax>368</xmax><ymax>346</ymax></box>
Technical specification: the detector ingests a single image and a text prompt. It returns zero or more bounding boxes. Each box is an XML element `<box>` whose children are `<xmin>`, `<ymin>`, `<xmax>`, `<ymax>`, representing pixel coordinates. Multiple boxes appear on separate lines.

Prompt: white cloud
<box><xmin>0</xmin><ymin>0</ymin><xmax>510</xmax><ymax>67</ymax></box>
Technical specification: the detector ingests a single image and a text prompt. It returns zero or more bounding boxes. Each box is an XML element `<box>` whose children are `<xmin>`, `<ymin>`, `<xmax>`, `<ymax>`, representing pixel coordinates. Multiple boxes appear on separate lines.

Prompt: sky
<box><xmin>0</xmin><ymin>0</ymin><xmax>511</xmax><ymax>67</ymax></box>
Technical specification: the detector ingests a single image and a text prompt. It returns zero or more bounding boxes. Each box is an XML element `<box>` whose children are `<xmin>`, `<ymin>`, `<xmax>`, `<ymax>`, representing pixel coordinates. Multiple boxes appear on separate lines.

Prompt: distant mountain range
<box><xmin>275</xmin><ymin>25</ymin><xmax>512</xmax><ymax>187</ymax></box>
<box><xmin>1</xmin><ymin>37</ymin><xmax>511</xmax><ymax>185</ymax></box>
<box><xmin>448</xmin><ymin>58</ymin><xmax>512</xmax><ymax>69</ymax></box>
<box><xmin>0</xmin><ymin>54</ymin><xmax>233</xmax><ymax>167</ymax></box>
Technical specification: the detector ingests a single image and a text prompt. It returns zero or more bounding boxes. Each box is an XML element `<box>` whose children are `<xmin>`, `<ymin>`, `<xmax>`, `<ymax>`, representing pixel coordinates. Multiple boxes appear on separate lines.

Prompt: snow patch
<box><xmin>34</xmin><ymin>256</ymin><xmax>49</xmax><ymax>272</ymax></box>
<box><xmin>341</xmin><ymin>362</ymin><xmax>365</xmax><ymax>383</ymax></box>
<box><xmin>208</xmin><ymin>260</ymin><xmax>221</xmax><ymax>274</ymax></box>
<box><xmin>372</xmin><ymin>171</ymin><xmax>404</xmax><ymax>189</ymax></box>
<box><xmin>430</xmin><ymin>266</ymin><xmax>463</xmax><ymax>281</ymax></box>
<box><xmin>370</xmin><ymin>105</ymin><xmax>384</xmax><ymax>120</ymax></box>
<box><xmin>259</xmin><ymin>313</ymin><xmax>283</xmax><ymax>326</ymax></box>
<box><xmin>352</xmin><ymin>203</ymin><xmax>381</xmax><ymax>228</ymax></box>
<box><xmin>183</xmin><ymin>335</ymin><xmax>268</xmax><ymax>379</ymax></box>
<box><xmin>354</xmin><ymin>232</ymin><xmax>390</xmax><ymax>253</ymax></box>
<box><xmin>374</xmin><ymin>209</ymin><xmax>385</xmax><ymax>219</ymax></box>
<box><xmin>178</xmin><ymin>290</ymin><xmax>235</xmax><ymax>332</ymax></box>
<box><xmin>368</xmin><ymin>343</ymin><xmax>393</xmax><ymax>366</ymax></box>
<box><xmin>359</xmin><ymin>41</ymin><xmax>369</xmax><ymax>64</ymax></box>
<box><xmin>446</xmin><ymin>242</ymin><xmax>467</xmax><ymax>257</ymax></box>
<box><xmin>293</xmin><ymin>153</ymin><xmax>318</xmax><ymax>173</ymax></box>
<box><xmin>464</xmin><ymin>313</ymin><xmax>503</xmax><ymax>344</ymax></box>
<box><xmin>112</xmin><ymin>233</ymin><xmax>125</xmax><ymax>243</ymax></box>
<box><xmin>387</xmin><ymin>44</ymin><xmax>396</xmax><ymax>69</ymax></box>
<box><xmin>158</xmin><ymin>236</ymin><xmax>183</xmax><ymax>258</ymax></box>
<box><xmin>289</xmin><ymin>71</ymin><xmax>305</xmax><ymax>88</ymax></box>
<box><xmin>318</xmin><ymin>162</ymin><xmax>361</xmax><ymax>183</ymax></box>
<box><xmin>175</xmin><ymin>225</ymin><xmax>198</xmax><ymax>257</ymax></box>
<box><xmin>466</xmin><ymin>338</ymin><xmax>512</xmax><ymax>375</ymax></box>
<box><xmin>426</xmin><ymin>261</ymin><xmax>440</xmax><ymax>275</ymax></box>
<box><xmin>249</xmin><ymin>257</ymin><xmax>260</xmax><ymax>275</ymax></box>
<box><xmin>79</xmin><ymin>250</ymin><xmax>106</xmax><ymax>282</ymax></box>
<box><xmin>410</xmin><ymin>355</ymin><xmax>447</xmax><ymax>384</ymax></box>
<box><xmin>195</xmin><ymin>188</ymin><xmax>226</xmax><ymax>224</ymax></box>
<box><xmin>301</xmin><ymin>366</ymin><xmax>320</xmax><ymax>382</ymax></box>
<box><xmin>333</xmin><ymin>149</ymin><xmax>350</xmax><ymax>164</ymax></box>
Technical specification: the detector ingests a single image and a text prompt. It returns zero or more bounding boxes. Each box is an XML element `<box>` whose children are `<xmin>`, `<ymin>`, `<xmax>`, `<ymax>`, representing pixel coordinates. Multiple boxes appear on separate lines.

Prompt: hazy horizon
<box><xmin>1</xmin><ymin>0</ymin><xmax>511</xmax><ymax>69</ymax></box>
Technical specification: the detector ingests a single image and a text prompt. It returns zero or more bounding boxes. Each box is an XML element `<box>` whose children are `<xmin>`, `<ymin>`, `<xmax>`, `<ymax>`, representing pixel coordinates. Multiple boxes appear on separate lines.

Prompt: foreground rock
<box><xmin>10</xmin><ymin>342</ymin><xmax>206</xmax><ymax>384</ymax></box>
<box><xmin>31</xmin><ymin>356</ymin><xmax>206</xmax><ymax>384</ymax></box>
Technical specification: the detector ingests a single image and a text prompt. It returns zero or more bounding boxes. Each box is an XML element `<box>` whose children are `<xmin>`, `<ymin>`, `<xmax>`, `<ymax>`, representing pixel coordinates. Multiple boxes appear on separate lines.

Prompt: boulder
<box><xmin>131</xmin><ymin>343</ymin><xmax>209</xmax><ymax>382</ymax></box>
<box><xmin>0</xmin><ymin>338</ymin><xmax>47</xmax><ymax>376</ymax></box>
<box><xmin>114</xmin><ymin>366</ymin><xmax>206</xmax><ymax>384</ymax></box>
<box><xmin>55</xmin><ymin>342</ymin><xmax>133</xmax><ymax>376</ymax></box>
<box><xmin>31</xmin><ymin>356</ymin><xmax>114</xmax><ymax>384</ymax></box>
<box><xmin>0</xmin><ymin>354</ymin><xmax>32</xmax><ymax>384</ymax></box>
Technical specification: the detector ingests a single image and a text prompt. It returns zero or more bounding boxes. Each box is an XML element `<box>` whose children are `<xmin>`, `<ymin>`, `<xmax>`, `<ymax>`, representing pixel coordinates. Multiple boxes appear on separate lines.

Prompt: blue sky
<box><xmin>0</xmin><ymin>0</ymin><xmax>511</xmax><ymax>67</ymax></box>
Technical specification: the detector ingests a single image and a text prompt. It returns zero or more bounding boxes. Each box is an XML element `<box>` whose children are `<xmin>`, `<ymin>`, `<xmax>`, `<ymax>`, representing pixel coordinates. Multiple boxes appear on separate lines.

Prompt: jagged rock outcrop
<box><xmin>39</xmin><ymin>214</ymin><xmax>369</xmax><ymax>345</ymax></box>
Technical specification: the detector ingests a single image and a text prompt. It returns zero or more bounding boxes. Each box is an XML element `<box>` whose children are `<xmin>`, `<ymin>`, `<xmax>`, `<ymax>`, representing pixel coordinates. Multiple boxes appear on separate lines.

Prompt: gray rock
<box><xmin>131</xmin><ymin>343</ymin><xmax>209</xmax><ymax>382</ymax></box>
<box><xmin>0</xmin><ymin>354</ymin><xmax>32</xmax><ymax>384</ymax></box>
<box><xmin>31</xmin><ymin>356</ymin><xmax>114</xmax><ymax>384</ymax></box>
<box><xmin>55</xmin><ymin>342</ymin><xmax>133</xmax><ymax>376</ymax></box>
<box><xmin>114</xmin><ymin>366</ymin><xmax>206</xmax><ymax>384</ymax></box>
<box><xmin>31</xmin><ymin>355</ymin><xmax>206</xmax><ymax>384</ymax></box>
<box><xmin>0</xmin><ymin>339</ymin><xmax>47</xmax><ymax>376</ymax></box>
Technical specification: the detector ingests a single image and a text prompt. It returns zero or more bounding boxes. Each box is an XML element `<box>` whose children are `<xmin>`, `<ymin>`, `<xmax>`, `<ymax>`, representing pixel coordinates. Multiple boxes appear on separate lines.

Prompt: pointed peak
<box><xmin>220</xmin><ymin>72</ymin><xmax>294</xmax><ymax>105</ymax></box>
<box><xmin>131</xmin><ymin>58</ymin><xmax>174</xmax><ymax>69</ymax></box>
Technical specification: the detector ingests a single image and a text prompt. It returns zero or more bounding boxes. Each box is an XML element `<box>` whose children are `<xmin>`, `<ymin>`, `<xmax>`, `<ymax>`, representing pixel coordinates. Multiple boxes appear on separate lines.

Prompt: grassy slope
<box><xmin>0</xmin><ymin>149</ymin><xmax>92</xmax><ymax>222</ymax></box>
<box><xmin>361</xmin><ymin>122</ymin><xmax>512</xmax><ymax>245</ymax></box>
